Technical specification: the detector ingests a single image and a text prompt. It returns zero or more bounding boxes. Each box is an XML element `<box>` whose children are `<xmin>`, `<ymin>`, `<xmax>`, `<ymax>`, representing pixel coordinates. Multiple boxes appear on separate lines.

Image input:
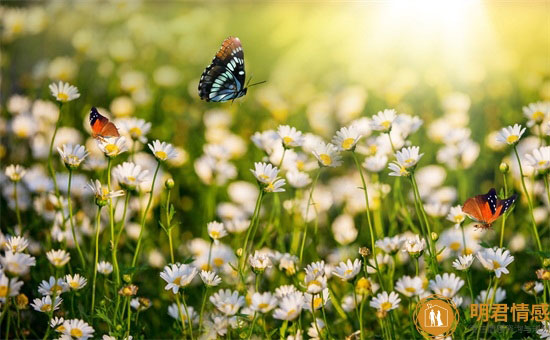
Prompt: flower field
<box><xmin>1</xmin><ymin>1</ymin><xmax>550</xmax><ymax>339</ymax></box>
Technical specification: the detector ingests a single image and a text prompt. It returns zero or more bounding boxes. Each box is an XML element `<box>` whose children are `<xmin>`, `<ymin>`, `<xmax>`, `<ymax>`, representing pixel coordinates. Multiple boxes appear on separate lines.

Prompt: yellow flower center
<box><xmin>320</xmin><ymin>154</ymin><xmax>332</xmax><ymax>166</ymax></box>
<box><xmin>51</xmin><ymin>284</ymin><xmax>63</xmax><ymax>293</ymax></box>
<box><xmin>314</xmin><ymin>297</ymin><xmax>323</xmax><ymax>309</ymax></box>
<box><xmin>259</xmin><ymin>174</ymin><xmax>270</xmax><ymax>181</ymax></box>
<box><xmin>450</xmin><ymin>242</ymin><xmax>461</xmax><ymax>251</ymax></box>
<box><xmin>506</xmin><ymin>135</ymin><xmax>519</xmax><ymax>144</ymax></box>
<box><xmin>173</xmin><ymin>277</ymin><xmax>182</xmax><ymax>286</ymax></box>
<box><xmin>342</xmin><ymin>138</ymin><xmax>355</xmax><ymax>150</ymax></box>
<box><xmin>356</xmin><ymin>278</ymin><xmax>370</xmax><ymax>290</ymax></box>
<box><xmin>105</xmin><ymin>144</ymin><xmax>119</xmax><ymax>155</ymax></box>
<box><xmin>345</xmin><ymin>269</ymin><xmax>353</xmax><ymax>276</ymax></box>
<box><xmin>67</xmin><ymin>155</ymin><xmax>80</xmax><ymax>165</ymax></box>
<box><xmin>380</xmin><ymin>301</ymin><xmax>393</xmax><ymax>311</ymax></box>
<box><xmin>201</xmin><ymin>264</ymin><xmax>211</xmax><ymax>271</ymax></box>
<box><xmin>213</xmin><ymin>258</ymin><xmax>224</xmax><ymax>267</ymax></box>
<box><xmin>56</xmin><ymin>325</ymin><xmax>65</xmax><ymax>332</ymax></box>
<box><xmin>381</xmin><ymin>121</ymin><xmax>391</xmax><ymax>129</ymax></box>
<box><xmin>258</xmin><ymin>303</ymin><xmax>269</xmax><ymax>309</ymax></box>
<box><xmin>287</xmin><ymin>309</ymin><xmax>296</xmax><ymax>317</ymax></box>
<box><xmin>369</xmin><ymin>144</ymin><xmax>378</xmax><ymax>155</ymax></box>
<box><xmin>129</xmin><ymin>127</ymin><xmax>142</xmax><ymax>136</ymax></box>
<box><xmin>40</xmin><ymin>304</ymin><xmax>51</xmax><ymax>312</ymax></box>
<box><xmin>69</xmin><ymin>281</ymin><xmax>80</xmax><ymax>289</ymax></box>
<box><xmin>57</xmin><ymin>92</ymin><xmax>69</xmax><ymax>102</ymax></box>
<box><xmin>405</xmin><ymin>287</ymin><xmax>416</xmax><ymax>293</ymax></box>
<box><xmin>533</xmin><ymin>111</ymin><xmax>545</xmax><ymax>122</ymax></box>
<box><xmin>454</xmin><ymin>215</ymin><xmax>464</xmax><ymax>222</ymax></box>
<box><xmin>155</xmin><ymin>150</ymin><xmax>167</xmax><ymax>160</ymax></box>
<box><xmin>210</xmin><ymin>231</ymin><xmax>220</xmax><ymax>238</ymax></box>
<box><xmin>296</xmin><ymin>160</ymin><xmax>305</xmax><ymax>171</ymax></box>
<box><xmin>399</xmin><ymin>167</ymin><xmax>408</xmax><ymax>176</ymax></box>
<box><xmin>70</xmin><ymin>328</ymin><xmax>83</xmax><ymax>337</ymax></box>
<box><xmin>492</xmin><ymin>260</ymin><xmax>501</xmax><ymax>269</ymax></box>
<box><xmin>127</xmin><ymin>176</ymin><xmax>136</xmax><ymax>182</ymax></box>
<box><xmin>0</xmin><ymin>286</ymin><xmax>7</xmax><ymax>297</ymax></box>
<box><xmin>283</xmin><ymin>136</ymin><xmax>294</xmax><ymax>145</ymax></box>
<box><xmin>404</xmin><ymin>158</ymin><xmax>415</xmax><ymax>165</ymax></box>
<box><xmin>265</xmin><ymin>182</ymin><xmax>275</xmax><ymax>192</ymax></box>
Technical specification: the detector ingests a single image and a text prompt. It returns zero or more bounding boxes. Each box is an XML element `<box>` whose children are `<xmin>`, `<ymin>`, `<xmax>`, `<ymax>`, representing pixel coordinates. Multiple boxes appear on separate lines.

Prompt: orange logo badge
<box><xmin>413</xmin><ymin>294</ymin><xmax>460</xmax><ymax>338</ymax></box>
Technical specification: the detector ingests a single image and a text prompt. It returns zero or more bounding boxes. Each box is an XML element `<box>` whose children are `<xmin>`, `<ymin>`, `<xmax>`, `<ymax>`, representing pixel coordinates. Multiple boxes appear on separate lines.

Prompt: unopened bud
<box><xmin>123</xmin><ymin>274</ymin><xmax>132</xmax><ymax>283</ymax></box>
<box><xmin>359</xmin><ymin>247</ymin><xmax>370</xmax><ymax>257</ymax></box>
<box><xmin>543</xmin><ymin>258</ymin><xmax>550</xmax><ymax>268</ymax></box>
<box><xmin>431</xmin><ymin>232</ymin><xmax>439</xmax><ymax>241</ymax></box>
<box><xmin>236</xmin><ymin>248</ymin><xmax>243</xmax><ymax>257</ymax></box>
<box><xmin>499</xmin><ymin>162</ymin><xmax>509</xmax><ymax>174</ymax></box>
<box><xmin>165</xmin><ymin>178</ymin><xmax>175</xmax><ymax>190</ymax></box>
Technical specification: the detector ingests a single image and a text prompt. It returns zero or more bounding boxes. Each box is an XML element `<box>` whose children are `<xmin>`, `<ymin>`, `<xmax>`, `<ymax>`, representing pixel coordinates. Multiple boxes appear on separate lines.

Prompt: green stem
<box><xmin>90</xmin><ymin>206</ymin><xmax>102</xmax><ymax>315</ymax></box>
<box><xmin>465</xmin><ymin>270</ymin><xmax>475</xmax><ymax>303</ymax></box>
<box><xmin>180</xmin><ymin>293</ymin><xmax>194</xmax><ymax>340</ymax></box>
<box><xmin>499</xmin><ymin>172</ymin><xmax>509</xmax><ymax>248</ymax></box>
<box><xmin>165</xmin><ymin>188</ymin><xmax>174</xmax><ymax>263</ymax></box>
<box><xmin>240</xmin><ymin>190</ymin><xmax>264</xmax><ymax>273</ymax></box>
<box><xmin>132</xmin><ymin>161</ymin><xmax>161</xmax><ymax>267</ymax></box>
<box><xmin>513</xmin><ymin>145</ymin><xmax>542</xmax><ymax>251</ymax></box>
<box><xmin>67</xmin><ymin>170</ymin><xmax>86</xmax><ymax>268</ymax></box>
<box><xmin>248</xmin><ymin>313</ymin><xmax>258</xmax><ymax>340</ymax></box>
<box><xmin>198</xmin><ymin>286</ymin><xmax>209</xmax><ymax>333</ymax></box>
<box><xmin>299</xmin><ymin>169</ymin><xmax>321</xmax><ymax>264</ymax></box>
<box><xmin>47</xmin><ymin>103</ymin><xmax>66</xmax><ymax>226</ymax></box>
<box><xmin>125</xmin><ymin>297</ymin><xmax>132</xmax><ymax>339</ymax></box>
<box><xmin>106</xmin><ymin>158</ymin><xmax>120</xmax><ymax>287</ymax></box>
<box><xmin>113</xmin><ymin>193</ymin><xmax>131</xmax><ymax>267</ymax></box>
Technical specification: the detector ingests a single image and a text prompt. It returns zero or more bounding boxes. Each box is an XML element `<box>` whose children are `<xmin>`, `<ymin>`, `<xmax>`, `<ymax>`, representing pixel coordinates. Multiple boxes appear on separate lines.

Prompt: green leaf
<box><xmin>479</xmin><ymin>241</ymin><xmax>492</xmax><ymax>248</ymax></box>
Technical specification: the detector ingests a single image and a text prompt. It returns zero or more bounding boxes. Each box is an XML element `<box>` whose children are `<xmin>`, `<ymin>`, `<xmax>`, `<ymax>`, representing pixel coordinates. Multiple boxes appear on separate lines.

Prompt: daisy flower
<box><xmin>46</xmin><ymin>249</ymin><xmax>71</xmax><ymax>267</ymax></box>
<box><xmin>370</xmin><ymin>109</ymin><xmax>396</xmax><ymax>132</ymax></box>
<box><xmin>395</xmin><ymin>276</ymin><xmax>424</xmax><ymax>297</ymax></box>
<box><xmin>38</xmin><ymin>276</ymin><xmax>69</xmax><ymax>296</ymax></box>
<box><xmin>452</xmin><ymin>254</ymin><xmax>474</xmax><ymax>271</ymax></box>
<box><xmin>148</xmin><ymin>140</ymin><xmax>178</xmax><ymax>162</ymax></box>
<box><xmin>4</xmin><ymin>235</ymin><xmax>28</xmax><ymax>253</ymax></box>
<box><xmin>248</xmin><ymin>251</ymin><xmax>272</xmax><ymax>273</ymax></box>
<box><xmin>50</xmin><ymin>316</ymin><xmax>64</xmax><ymax>331</ymax></box>
<box><xmin>168</xmin><ymin>303</ymin><xmax>197</xmax><ymax>325</ymax></box>
<box><xmin>496</xmin><ymin>124</ymin><xmax>526</xmax><ymax>145</ymax></box>
<box><xmin>537</xmin><ymin>321</ymin><xmax>550</xmax><ymax>339</ymax></box>
<box><xmin>87</xmin><ymin>179</ymin><xmax>124</xmax><ymax>206</ymax></box>
<box><xmin>363</xmin><ymin>154</ymin><xmax>388</xmax><ymax>172</ymax></box>
<box><xmin>475</xmin><ymin>287</ymin><xmax>506</xmax><ymax>304</ymax></box>
<box><xmin>120</xmin><ymin>117</ymin><xmax>152</xmax><ymax>143</ymax></box>
<box><xmin>308</xmin><ymin>318</ymin><xmax>325</xmax><ymax>340</ymax></box>
<box><xmin>388</xmin><ymin>161</ymin><xmax>409</xmax><ymax>177</ymax></box>
<box><xmin>376</xmin><ymin>235</ymin><xmax>404</xmax><ymax>254</ymax></box>
<box><xmin>523</xmin><ymin>101</ymin><xmax>549</xmax><ymax>127</ymax></box>
<box><xmin>446</xmin><ymin>205</ymin><xmax>466</xmax><ymax>228</ymax></box>
<box><xmin>61</xmin><ymin>319</ymin><xmax>95</xmax><ymax>340</ymax></box>
<box><xmin>312</xmin><ymin>142</ymin><xmax>342</xmax><ymax>167</ymax></box>
<box><xmin>250</xmin><ymin>162</ymin><xmax>279</xmax><ymax>184</ymax></box>
<box><xmin>0</xmin><ymin>272</ymin><xmax>23</xmax><ymax>302</ymax></box>
<box><xmin>57</xmin><ymin>144</ymin><xmax>88</xmax><ymax>170</ymax></box>
<box><xmin>113</xmin><ymin>162</ymin><xmax>149</xmax><ymax>191</ymax></box>
<box><xmin>264</xmin><ymin>178</ymin><xmax>286</xmax><ymax>193</ymax></box>
<box><xmin>369</xmin><ymin>291</ymin><xmax>401</xmax><ymax>312</ymax></box>
<box><xmin>395</xmin><ymin>146</ymin><xmax>424</xmax><ymax>168</ymax></box>
<box><xmin>304</xmin><ymin>288</ymin><xmax>330</xmax><ymax>311</ymax></box>
<box><xmin>332</xmin><ymin>259</ymin><xmax>361</xmax><ymax>281</ymax></box>
<box><xmin>31</xmin><ymin>295</ymin><xmax>63</xmax><ymax>313</ymax></box>
<box><xmin>207</xmin><ymin>221</ymin><xmax>227</xmax><ymax>241</ymax></box>
<box><xmin>305</xmin><ymin>261</ymin><xmax>326</xmax><ymax>277</ymax></box>
<box><xmin>97</xmin><ymin>261</ymin><xmax>113</xmax><ymax>275</ymax></box>
<box><xmin>251</xmin><ymin>292</ymin><xmax>278</xmax><ymax>313</ymax></box>
<box><xmin>65</xmin><ymin>274</ymin><xmax>87</xmax><ymax>290</ymax></box>
<box><xmin>275</xmin><ymin>285</ymin><xmax>298</xmax><ymax>298</ymax></box>
<box><xmin>199</xmin><ymin>270</ymin><xmax>221</xmax><ymax>287</ymax></box>
<box><xmin>304</xmin><ymin>273</ymin><xmax>327</xmax><ymax>294</ymax></box>
<box><xmin>49</xmin><ymin>81</ymin><xmax>80</xmax><ymax>102</ymax></box>
<box><xmin>273</xmin><ymin>292</ymin><xmax>304</xmax><ymax>321</ymax></box>
<box><xmin>402</xmin><ymin>235</ymin><xmax>426</xmax><ymax>256</ymax></box>
<box><xmin>277</xmin><ymin>125</ymin><xmax>304</xmax><ymax>148</ymax></box>
<box><xmin>160</xmin><ymin>263</ymin><xmax>198</xmax><ymax>293</ymax></box>
<box><xmin>209</xmin><ymin>289</ymin><xmax>245</xmax><ymax>316</ymax></box>
<box><xmin>476</xmin><ymin>247</ymin><xmax>514</xmax><ymax>278</ymax></box>
<box><xmin>286</xmin><ymin>171</ymin><xmax>311</xmax><ymax>188</ymax></box>
<box><xmin>97</xmin><ymin>136</ymin><xmax>128</xmax><ymax>158</ymax></box>
<box><xmin>429</xmin><ymin>273</ymin><xmax>464</xmax><ymax>298</ymax></box>
<box><xmin>332</xmin><ymin>126</ymin><xmax>362</xmax><ymax>151</ymax></box>
<box><xmin>0</xmin><ymin>251</ymin><xmax>36</xmax><ymax>276</ymax></box>
<box><xmin>525</xmin><ymin>146</ymin><xmax>550</xmax><ymax>173</ymax></box>
<box><xmin>5</xmin><ymin>164</ymin><xmax>26</xmax><ymax>182</ymax></box>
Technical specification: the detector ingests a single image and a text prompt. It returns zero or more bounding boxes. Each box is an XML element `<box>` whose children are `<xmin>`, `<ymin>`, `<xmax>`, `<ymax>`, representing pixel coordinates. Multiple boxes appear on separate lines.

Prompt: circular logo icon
<box><xmin>413</xmin><ymin>294</ymin><xmax>459</xmax><ymax>338</ymax></box>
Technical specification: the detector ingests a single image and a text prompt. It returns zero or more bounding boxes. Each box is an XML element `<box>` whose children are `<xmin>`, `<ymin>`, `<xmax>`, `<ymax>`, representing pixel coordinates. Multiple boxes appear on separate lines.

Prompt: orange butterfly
<box><xmin>462</xmin><ymin>188</ymin><xmax>517</xmax><ymax>229</ymax></box>
<box><xmin>89</xmin><ymin>107</ymin><xmax>120</xmax><ymax>140</ymax></box>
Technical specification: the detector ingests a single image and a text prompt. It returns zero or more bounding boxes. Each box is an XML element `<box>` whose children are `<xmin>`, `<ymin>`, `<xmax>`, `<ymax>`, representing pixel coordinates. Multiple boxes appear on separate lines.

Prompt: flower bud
<box><xmin>15</xmin><ymin>294</ymin><xmax>28</xmax><ymax>309</ymax></box>
<box><xmin>165</xmin><ymin>178</ymin><xmax>175</xmax><ymax>190</ymax></box>
<box><xmin>123</xmin><ymin>274</ymin><xmax>132</xmax><ymax>283</ymax></box>
<box><xmin>431</xmin><ymin>232</ymin><xmax>439</xmax><ymax>241</ymax></box>
<box><xmin>499</xmin><ymin>162</ymin><xmax>509</xmax><ymax>174</ymax></box>
<box><xmin>355</xmin><ymin>277</ymin><xmax>372</xmax><ymax>295</ymax></box>
<box><xmin>359</xmin><ymin>247</ymin><xmax>371</xmax><ymax>257</ymax></box>
<box><xmin>236</xmin><ymin>248</ymin><xmax>243</xmax><ymax>258</ymax></box>
<box><xmin>543</xmin><ymin>258</ymin><xmax>550</xmax><ymax>268</ymax></box>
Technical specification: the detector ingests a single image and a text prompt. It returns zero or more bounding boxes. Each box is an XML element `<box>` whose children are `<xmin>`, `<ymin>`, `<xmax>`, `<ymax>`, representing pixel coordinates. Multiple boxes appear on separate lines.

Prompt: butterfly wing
<box><xmin>462</xmin><ymin>196</ymin><xmax>486</xmax><ymax>223</ymax></box>
<box><xmin>495</xmin><ymin>193</ymin><xmax>518</xmax><ymax>218</ymax></box>
<box><xmin>89</xmin><ymin>107</ymin><xmax>120</xmax><ymax>139</ymax></box>
<box><xmin>100</xmin><ymin>122</ymin><xmax>120</xmax><ymax>138</ymax></box>
<box><xmin>198</xmin><ymin>36</ymin><xmax>246</xmax><ymax>102</ymax></box>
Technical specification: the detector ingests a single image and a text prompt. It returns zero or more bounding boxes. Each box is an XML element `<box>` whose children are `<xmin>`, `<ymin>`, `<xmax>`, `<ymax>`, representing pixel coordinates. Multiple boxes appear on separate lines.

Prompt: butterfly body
<box><xmin>89</xmin><ymin>107</ymin><xmax>120</xmax><ymax>140</ymax></box>
<box><xmin>462</xmin><ymin>188</ymin><xmax>517</xmax><ymax>229</ymax></box>
<box><xmin>198</xmin><ymin>36</ymin><xmax>248</xmax><ymax>102</ymax></box>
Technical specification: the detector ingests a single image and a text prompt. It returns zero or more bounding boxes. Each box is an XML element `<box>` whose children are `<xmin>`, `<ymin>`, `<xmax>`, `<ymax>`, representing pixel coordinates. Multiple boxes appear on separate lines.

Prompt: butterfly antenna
<box><xmin>248</xmin><ymin>80</ymin><xmax>267</xmax><ymax>88</ymax></box>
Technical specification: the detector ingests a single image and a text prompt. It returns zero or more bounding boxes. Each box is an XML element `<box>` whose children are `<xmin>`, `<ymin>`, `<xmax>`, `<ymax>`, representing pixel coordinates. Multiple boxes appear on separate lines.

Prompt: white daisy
<box><xmin>207</xmin><ymin>221</ymin><xmax>228</xmax><ymax>241</ymax></box>
<box><xmin>199</xmin><ymin>270</ymin><xmax>221</xmax><ymax>287</ymax></box>
<box><xmin>38</xmin><ymin>276</ymin><xmax>69</xmax><ymax>296</ymax></box>
<box><xmin>0</xmin><ymin>251</ymin><xmax>36</xmax><ymax>276</ymax></box>
<box><xmin>87</xmin><ymin>179</ymin><xmax>125</xmax><ymax>206</ymax></box>
<box><xmin>113</xmin><ymin>162</ymin><xmax>149</xmax><ymax>191</ymax></box>
<box><xmin>388</xmin><ymin>161</ymin><xmax>409</xmax><ymax>177</ymax></box>
<box><xmin>523</xmin><ymin>101</ymin><xmax>549</xmax><ymax>127</ymax></box>
<box><xmin>332</xmin><ymin>126</ymin><xmax>362</xmax><ymax>151</ymax></box>
<box><xmin>376</xmin><ymin>235</ymin><xmax>404</xmax><ymax>254</ymax></box>
<box><xmin>312</xmin><ymin>142</ymin><xmax>342</xmax><ymax>168</ymax></box>
<box><xmin>446</xmin><ymin>205</ymin><xmax>466</xmax><ymax>228</ymax></box>
<box><xmin>273</xmin><ymin>292</ymin><xmax>304</xmax><ymax>321</ymax></box>
<box><xmin>97</xmin><ymin>136</ymin><xmax>128</xmax><ymax>158</ymax></box>
<box><xmin>97</xmin><ymin>261</ymin><xmax>113</xmax><ymax>275</ymax></box>
<box><xmin>120</xmin><ymin>117</ymin><xmax>152</xmax><ymax>143</ymax></box>
<box><xmin>57</xmin><ymin>144</ymin><xmax>88</xmax><ymax>169</ymax></box>
<box><xmin>49</xmin><ymin>81</ymin><xmax>80</xmax><ymax>102</ymax></box>
<box><xmin>46</xmin><ymin>249</ymin><xmax>71</xmax><ymax>267</ymax></box>
<box><xmin>303</xmin><ymin>288</ymin><xmax>330</xmax><ymax>311</ymax></box>
<box><xmin>370</xmin><ymin>109</ymin><xmax>396</xmax><ymax>132</ymax></box>
<box><xmin>286</xmin><ymin>171</ymin><xmax>311</xmax><ymax>188</ymax></box>
<box><xmin>332</xmin><ymin>259</ymin><xmax>361</xmax><ymax>281</ymax></box>
<box><xmin>277</xmin><ymin>125</ymin><xmax>304</xmax><ymax>148</ymax></box>
<box><xmin>167</xmin><ymin>303</ymin><xmax>197</xmax><ymax>325</ymax></box>
<box><xmin>452</xmin><ymin>254</ymin><xmax>474</xmax><ymax>271</ymax></box>
<box><xmin>395</xmin><ymin>146</ymin><xmax>424</xmax><ymax>168</ymax></box>
<box><xmin>248</xmin><ymin>251</ymin><xmax>272</xmax><ymax>272</ymax></box>
<box><xmin>476</xmin><ymin>247</ymin><xmax>514</xmax><ymax>278</ymax></box>
<box><xmin>304</xmin><ymin>273</ymin><xmax>327</xmax><ymax>294</ymax></box>
<box><xmin>395</xmin><ymin>276</ymin><xmax>424</xmax><ymax>297</ymax></box>
<box><xmin>250</xmin><ymin>162</ymin><xmax>279</xmax><ymax>184</ymax></box>
<box><xmin>363</xmin><ymin>154</ymin><xmax>388</xmax><ymax>172</ymax></box>
<box><xmin>4</xmin><ymin>235</ymin><xmax>29</xmax><ymax>253</ymax></box>
<box><xmin>209</xmin><ymin>289</ymin><xmax>245</xmax><ymax>316</ymax></box>
<box><xmin>369</xmin><ymin>291</ymin><xmax>401</xmax><ymax>312</ymax></box>
<box><xmin>0</xmin><ymin>272</ymin><xmax>23</xmax><ymax>302</ymax></box>
<box><xmin>65</xmin><ymin>274</ymin><xmax>87</xmax><ymax>290</ymax></box>
<box><xmin>130</xmin><ymin>297</ymin><xmax>152</xmax><ymax>311</ymax></box>
<box><xmin>402</xmin><ymin>235</ymin><xmax>426</xmax><ymax>256</ymax></box>
<box><xmin>148</xmin><ymin>140</ymin><xmax>178</xmax><ymax>161</ymax></box>
<box><xmin>525</xmin><ymin>146</ymin><xmax>550</xmax><ymax>173</ymax></box>
<box><xmin>264</xmin><ymin>178</ymin><xmax>286</xmax><ymax>193</ymax></box>
<box><xmin>31</xmin><ymin>295</ymin><xmax>63</xmax><ymax>313</ymax></box>
<box><xmin>429</xmin><ymin>273</ymin><xmax>464</xmax><ymax>298</ymax></box>
<box><xmin>475</xmin><ymin>287</ymin><xmax>506</xmax><ymax>304</ymax></box>
<box><xmin>5</xmin><ymin>164</ymin><xmax>26</xmax><ymax>182</ymax></box>
<box><xmin>61</xmin><ymin>318</ymin><xmax>95</xmax><ymax>340</ymax></box>
<box><xmin>496</xmin><ymin>124</ymin><xmax>526</xmax><ymax>145</ymax></box>
<box><xmin>251</xmin><ymin>292</ymin><xmax>278</xmax><ymax>313</ymax></box>
<box><xmin>160</xmin><ymin>263</ymin><xmax>198</xmax><ymax>293</ymax></box>
<box><xmin>275</xmin><ymin>285</ymin><xmax>298</xmax><ymax>298</ymax></box>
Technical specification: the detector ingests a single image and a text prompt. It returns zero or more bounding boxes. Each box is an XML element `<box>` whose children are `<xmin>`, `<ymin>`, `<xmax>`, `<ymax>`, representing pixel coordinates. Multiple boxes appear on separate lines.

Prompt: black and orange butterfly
<box><xmin>462</xmin><ymin>188</ymin><xmax>517</xmax><ymax>229</ymax></box>
<box><xmin>89</xmin><ymin>107</ymin><xmax>120</xmax><ymax>140</ymax></box>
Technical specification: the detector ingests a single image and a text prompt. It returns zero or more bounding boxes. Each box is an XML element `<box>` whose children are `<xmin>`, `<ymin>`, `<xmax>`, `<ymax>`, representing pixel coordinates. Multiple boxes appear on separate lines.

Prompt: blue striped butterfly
<box><xmin>198</xmin><ymin>36</ymin><xmax>263</xmax><ymax>102</ymax></box>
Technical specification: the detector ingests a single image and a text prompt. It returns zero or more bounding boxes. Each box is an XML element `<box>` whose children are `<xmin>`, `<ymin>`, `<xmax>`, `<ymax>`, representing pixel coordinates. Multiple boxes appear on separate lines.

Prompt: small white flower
<box><xmin>49</xmin><ymin>81</ymin><xmax>80</xmax><ymax>102</ymax></box>
<box><xmin>50</xmin><ymin>316</ymin><xmax>64</xmax><ymax>330</ymax></box>
<box><xmin>207</xmin><ymin>221</ymin><xmax>228</xmax><ymax>241</ymax></box>
<box><xmin>376</xmin><ymin>235</ymin><xmax>404</xmax><ymax>254</ymax></box>
<box><xmin>0</xmin><ymin>251</ymin><xmax>36</xmax><ymax>276</ymax></box>
<box><xmin>476</xmin><ymin>247</ymin><xmax>514</xmax><ymax>278</ymax></box>
<box><xmin>303</xmin><ymin>288</ymin><xmax>330</xmax><ymax>311</ymax></box>
<box><xmin>264</xmin><ymin>178</ymin><xmax>286</xmax><ymax>193</ymax></box>
<box><xmin>446</xmin><ymin>205</ymin><xmax>466</xmax><ymax>228</ymax></box>
<box><xmin>370</xmin><ymin>109</ymin><xmax>396</xmax><ymax>132</ymax></box>
<box><xmin>429</xmin><ymin>273</ymin><xmax>464</xmax><ymax>298</ymax></box>
<box><xmin>97</xmin><ymin>261</ymin><xmax>113</xmax><ymax>275</ymax></box>
<box><xmin>523</xmin><ymin>101</ymin><xmax>549</xmax><ymax>126</ymax></box>
<box><xmin>304</xmin><ymin>273</ymin><xmax>327</xmax><ymax>294</ymax></box>
<box><xmin>251</xmin><ymin>292</ymin><xmax>278</xmax><ymax>313</ymax></box>
<box><xmin>496</xmin><ymin>124</ymin><xmax>526</xmax><ymax>145</ymax></box>
<box><xmin>87</xmin><ymin>179</ymin><xmax>125</xmax><ymax>205</ymax></box>
<box><xmin>209</xmin><ymin>289</ymin><xmax>245</xmax><ymax>316</ymax></box>
<box><xmin>31</xmin><ymin>295</ymin><xmax>63</xmax><ymax>313</ymax></box>
<box><xmin>4</xmin><ymin>235</ymin><xmax>28</xmax><ymax>253</ymax></box>
<box><xmin>97</xmin><ymin>136</ymin><xmax>128</xmax><ymax>158</ymax></box>
<box><xmin>250</xmin><ymin>162</ymin><xmax>279</xmax><ymax>184</ymax></box>
<box><xmin>199</xmin><ymin>270</ymin><xmax>221</xmax><ymax>287</ymax></box>
<box><xmin>312</xmin><ymin>142</ymin><xmax>342</xmax><ymax>167</ymax></box>
<box><xmin>61</xmin><ymin>318</ymin><xmax>95</xmax><ymax>340</ymax></box>
<box><xmin>46</xmin><ymin>249</ymin><xmax>71</xmax><ymax>267</ymax></box>
<box><xmin>5</xmin><ymin>164</ymin><xmax>26</xmax><ymax>182</ymax></box>
<box><xmin>307</xmin><ymin>318</ymin><xmax>325</xmax><ymax>340</ymax></box>
<box><xmin>286</xmin><ymin>171</ymin><xmax>311</xmax><ymax>188</ymax></box>
<box><xmin>525</xmin><ymin>146</ymin><xmax>550</xmax><ymax>173</ymax></box>
<box><xmin>452</xmin><ymin>254</ymin><xmax>474</xmax><ymax>271</ymax></box>
<box><xmin>277</xmin><ymin>125</ymin><xmax>304</xmax><ymax>148</ymax></box>
<box><xmin>113</xmin><ymin>162</ymin><xmax>149</xmax><ymax>191</ymax></box>
<box><xmin>475</xmin><ymin>287</ymin><xmax>506</xmax><ymax>304</ymax></box>
<box><xmin>275</xmin><ymin>284</ymin><xmax>298</xmax><ymax>298</ymax></box>
<box><xmin>160</xmin><ymin>263</ymin><xmax>198</xmax><ymax>293</ymax></box>
<box><xmin>332</xmin><ymin>259</ymin><xmax>361</xmax><ymax>281</ymax></box>
<box><xmin>370</xmin><ymin>291</ymin><xmax>401</xmax><ymax>311</ymax></box>
<box><xmin>387</xmin><ymin>161</ymin><xmax>409</xmax><ymax>177</ymax></box>
<box><xmin>248</xmin><ymin>251</ymin><xmax>272</xmax><ymax>272</ymax></box>
<box><xmin>395</xmin><ymin>146</ymin><xmax>424</xmax><ymax>168</ymax></box>
<box><xmin>120</xmin><ymin>117</ymin><xmax>152</xmax><ymax>143</ymax></box>
<box><xmin>38</xmin><ymin>276</ymin><xmax>69</xmax><ymax>296</ymax></box>
<box><xmin>273</xmin><ymin>292</ymin><xmax>304</xmax><ymax>321</ymax></box>
<box><xmin>130</xmin><ymin>297</ymin><xmax>152</xmax><ymax>311</ymax></box>
<box><xmin>332</xmin><ymin>126</ymin><xmax>362</xmax><ymax>151</ymax></box>
<box><xmin>168</xmin><ymin>303</ymin><xmax>197</xmax><ymax>325</ymax></box>
<box><xmin>148</xmin><ymin>140</ymin><xmax>178</xmax><ymax>161</ymax></box>
<box><xmin>395</xmin><ymin>276</ymin><xmax>424</xmax><ymax>297</ymax></box>
<box><xmin>402</xmin><ymin>235</ymin><xmax>426</xmax><ymax>256</ymax></box>
<box><xmin>304</xmin><ymin>261</ymin><xmax>326</xmax><ymax>277</ymax></box>
<box><xmin>0</xmin><ymin>272</ymin><xmax>23</xmax><ymax>302</ymax></box>
<box><xmin>65</xmin><ymin>274</ymin><xmax>87</xmax><ymax>290</ymax></box>
<box><xmin>363</xmin><ymin>154</ymin><xmax>388</xmax><ymax>172</ymax></box>
<box><xmin>57</xmin><ymin>144</ymin><xmax>88</xmax><ymax>169</ymax></box>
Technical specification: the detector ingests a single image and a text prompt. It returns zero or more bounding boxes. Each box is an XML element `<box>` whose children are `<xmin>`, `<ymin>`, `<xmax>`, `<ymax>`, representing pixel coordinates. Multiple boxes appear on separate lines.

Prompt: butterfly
<box><xmin>462</xmin><ymin>188</ymin><xmax>518</xmax><ymax>229</ymax></box>
<box><xmin>89</xmin><ymin>107</ymin><xmax>120</xmax><ymax>140</ymax></box>
<box><xmin>198</xmin><ymin>36</ymin><xmax>264</xmax><ymax>102</ymax></box>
